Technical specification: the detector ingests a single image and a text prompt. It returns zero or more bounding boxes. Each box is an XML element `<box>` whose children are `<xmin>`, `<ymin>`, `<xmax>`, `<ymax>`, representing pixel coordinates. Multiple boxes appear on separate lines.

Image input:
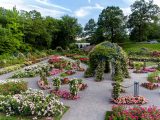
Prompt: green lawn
<box><xmin>121</xmin><ymin>43</ymin><xmax>160</xmax><ymax>53</ymax></box>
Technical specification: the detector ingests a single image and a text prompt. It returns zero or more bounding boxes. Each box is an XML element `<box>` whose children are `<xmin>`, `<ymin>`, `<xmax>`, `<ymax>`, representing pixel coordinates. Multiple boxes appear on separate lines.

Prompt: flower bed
<box><xmin>0</xmin><ymin>89</ymin><xmax>65</xmax><ymax>119</ymax></box>
<box><xmin>50</xmin><ymin>90</ymin><xmax>80</xmax><ymax>100</ymax></box>
<box><xmin>112</xmin><ymin>96</ymin><xmax>148</xmax><ymax>104</ymax></box>
<box><xmin>11</xmin><ymin>63</ymin><xmax>50</xmax><ymax>78</ymax></box>
<box><xmin>133</xmin><ymin>70</ymin><xmax>148</xmax><ymax>73</ymax></box>
<box><xmin>143</xmin><ymin>67</ymin><xmax>157</xmax><ymax>72</ymax></box>
<box><xmin>151</xmin><ymin>51</ymin><xmax>160</xmax><ymax>57</ymax></box>
<box><xmin>48</xmin><ymin>55</ymin><xmax>61</xmax><ymax>64</ymax></box>
<box><xmin>60</xmin><ymin>70</ymin><xmax>76</xmax><ymax>77</ymax></box>
<box><xmin>49</xmin><ymin>69</ymin><xmax>63</xmax><ymax>75</ymax></box>
<box><xmin>106</xmin><ymin>105</ymin><xmax>160</xmax><ymax>120</ymax></box>
<box><xmin>0</xmin><ymin>64</ymin><xmax>23</xmax><ymax>75</ymax></box>
<box><xmin>148</xmin><ymin>71</ymin><xmax>160</xmax><ymax>83</ymax></box>
<box><xmin>141</xmin><ymin>82</ymin><xmax>159</xmax><ymax>90</ymax></box>
<box><xmin>67</xmin><ymin>54</ymin><xmax>89</xmax><ymax>64</ymax></box>
<box><xmin>134</xmin><ymin>67</ymin><xmax>157</xmax><ymax>73</ymax></box>
<box><xmin>0</xmin><ymin>79</ymin><xmax>27</xmax><ymax>95</ymax></box>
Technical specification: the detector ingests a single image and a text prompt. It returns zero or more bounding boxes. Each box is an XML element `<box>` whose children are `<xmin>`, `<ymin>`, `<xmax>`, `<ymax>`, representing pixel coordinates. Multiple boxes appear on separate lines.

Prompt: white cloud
<box><xmin>35</xmin><ymin>0</ymin><xmax>72</xmax><ymax>12</ymax></box>
<box><xmin>29</xmin><ymin>5</ymin><xmax>65</xmax><ymax>17</ymax></box>
<box><xmin>75</xmin><ymin>3</ymin><xmax>104</xmax><ymax>18</ymax></box>
<box><xmin>0</xmin><ymin>0</ymin><xmax>70</xmax><ymax>18</ymax></box>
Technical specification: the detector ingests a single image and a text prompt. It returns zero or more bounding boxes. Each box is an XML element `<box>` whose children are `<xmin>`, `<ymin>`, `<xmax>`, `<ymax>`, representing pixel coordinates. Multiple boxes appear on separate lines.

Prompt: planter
<box><xmin>112</xmin><ymin>96</ymin><xmax>148</xmax><ymax>104</ymax></box>
<box><xmin>37</xmin><ymin>80</ymin><xmax>51</xmax><ymax>90</ymax></box>
<box><xmin>50</xmin><ymin>90</ymin><xmax>80</xmax><ymax>100</ymax></box>
<box><xmin>77</xmin><ymin>67</ymin><xmax>85</xmax><ymax>72</ymax></box>
<box><xmin>61</xmin><ymin>78</ymin><xmax>70</xmax><ymax>84</ymax></box>
<box><xmin>78</xmin><ymin>83</ymin><xmax>88</xmax><ymax>91</ymax></box>
<box><xmin>143</xmin><ymin>68</ymin><xmax>157</xmax><ymax>72</ymax></box>
<box><xmin>133</xmin><ymin>70</ymin><xmax>148</xmax><ymax>73</ymax></box>
<box><xmin>141</xmin><ymin>83</ymin><xmax>159</xmax><ymax>90</ymax></box>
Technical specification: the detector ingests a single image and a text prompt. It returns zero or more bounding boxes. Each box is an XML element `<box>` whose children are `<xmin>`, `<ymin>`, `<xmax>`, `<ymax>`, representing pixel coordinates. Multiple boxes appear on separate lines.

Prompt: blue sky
<box><xmin>0</xmin><ymin>0</ymin><xmax>160</xmax><ymax>26</ymax></box>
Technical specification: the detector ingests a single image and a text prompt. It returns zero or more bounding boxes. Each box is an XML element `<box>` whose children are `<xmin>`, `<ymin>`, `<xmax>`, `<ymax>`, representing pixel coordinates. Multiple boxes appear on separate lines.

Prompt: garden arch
<box><xmin>85</xmin><ymin>41</ymin><xmax>129</xmax><ymax>81</ymax></box>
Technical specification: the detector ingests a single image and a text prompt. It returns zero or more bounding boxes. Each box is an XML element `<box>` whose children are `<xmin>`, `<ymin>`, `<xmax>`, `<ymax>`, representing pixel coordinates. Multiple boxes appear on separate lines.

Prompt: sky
<box><xmin>0</xmin><ymin>0</ymin><xmax>160</xmax><ymax>26</ymax></box>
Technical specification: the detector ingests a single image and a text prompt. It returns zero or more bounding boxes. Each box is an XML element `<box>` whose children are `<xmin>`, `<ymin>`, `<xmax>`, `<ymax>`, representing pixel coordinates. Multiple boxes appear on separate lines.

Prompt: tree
<box><xmin>98</xmin><ymin>6</ymin><xmax>127</xmax><ymax>43</ymax></box>
<box><xmin>0</xmin><ymin>7</ymin><xmax>83</xmax><ymax>53</ymax></box>
<box><xmin>84</xmin><ymin>19</ymin><xmax>96</xmax><ymax>42</ymax></box>
<box><xmin>147</xmin><ymin>22</ymin><xmax>160</xmax><ymax>40</ymax></box>
<box><xmin>52</xmin><ymin>15</ymin><xmax>82</xmax><ymax>49</ymax></box>
<box><xmin>23</xmin><ymin>10</ymin><xmax>52</xmax><ymax>49</ymax></box>
<box><xmin>128</xmin><ymin>0</ymin><xmax>160</xmax><ymax>42</ymax></box>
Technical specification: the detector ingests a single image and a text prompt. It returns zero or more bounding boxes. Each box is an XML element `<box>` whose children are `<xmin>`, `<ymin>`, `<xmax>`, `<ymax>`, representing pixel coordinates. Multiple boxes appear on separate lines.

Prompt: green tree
<box><xmin>23</xmin><ymin>10</ymin><xmax>52</xmax><ymax>49</ymax></box>
<box><xmin>128</xmin><ymin>0</ymin><xmax>160</xmax><ymax>42</ymax></box>
<box><xmin>52</xmin><ymin>15</ymin><xmax>82</xmax><ymax>49</ymax></box>
<box><xmin>84</xmin><ymin>18</ymin><xmax>96</xmax><ymax>42</ymax></box>
<box><xmin>147</xmin><ymin>22</ymin><xmax>160</xmax><ymax>40</ymax></box>
<box><xmin>98</xmin><ymin>6</ymin><xmax>127</xmax><ymax>43</ymax></box>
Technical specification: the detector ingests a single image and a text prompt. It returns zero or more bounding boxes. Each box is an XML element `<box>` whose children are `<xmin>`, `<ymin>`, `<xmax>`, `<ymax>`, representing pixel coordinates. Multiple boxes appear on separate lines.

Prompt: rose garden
<box><xmin>0</xmin><ymin>41</ymin><xmax>160</xmax><ymax>120</ymax></box>
<box><xmin>1</xmin><ymin>0</ymin><xmax>160</xmax><ymax>119</ymax></box>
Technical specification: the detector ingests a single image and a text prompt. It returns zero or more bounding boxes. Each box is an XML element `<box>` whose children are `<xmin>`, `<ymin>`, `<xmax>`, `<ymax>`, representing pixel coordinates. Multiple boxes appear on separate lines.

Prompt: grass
<box><xmin>121</xmin><ymin>43</ymin><xmax>160</xmax><ymax>53</ymax></box>
<box><xmin>146</xmin><ymin>62</ymin><xmax>157</xmax><ymax>67</ymax></box>
<box><xmin>0</xmin><ymin>106</ymin><xmax>69</xmax><ymax>120</ymax></box>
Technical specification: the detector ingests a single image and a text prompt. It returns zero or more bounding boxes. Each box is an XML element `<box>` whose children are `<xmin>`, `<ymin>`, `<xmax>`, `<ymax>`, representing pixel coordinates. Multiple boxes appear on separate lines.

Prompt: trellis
<box><xmin>85</xmin><ymin>41</ymin><xmax>129</xmax><ymax>80</ymax></box>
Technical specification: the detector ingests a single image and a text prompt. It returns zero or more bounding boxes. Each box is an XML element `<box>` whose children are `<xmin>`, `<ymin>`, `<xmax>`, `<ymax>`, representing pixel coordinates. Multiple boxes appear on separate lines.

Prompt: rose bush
<box><xmin>50</xmin><ymin>90</ymin><xmax>80</xmax><ymax>100</ymax></box>
<box><xmin>0</xmin><ymin>79</ymin><xmax>27</xmax><ymax>95</ymax></box>
<box><xmin>107</xmin><ymin>105</ymin><xmax>160</xmax><ymax>120</ymax></box>
<box><xmin>11</xmin><ymin>63</ymin><xmax>50</xmax><ymax>78</ymax></box>
<box><xmin>0</xmin><ymin>89</ymin><xmax>65</xmax><ymax>118</ymax></box>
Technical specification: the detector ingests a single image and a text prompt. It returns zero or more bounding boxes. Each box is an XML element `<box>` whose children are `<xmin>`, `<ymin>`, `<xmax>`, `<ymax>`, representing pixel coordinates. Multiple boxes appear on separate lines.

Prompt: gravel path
<box><xmin>0</xmin><ymin>57</ymin><xmax>160</xmax><ymax>120</ymax></box>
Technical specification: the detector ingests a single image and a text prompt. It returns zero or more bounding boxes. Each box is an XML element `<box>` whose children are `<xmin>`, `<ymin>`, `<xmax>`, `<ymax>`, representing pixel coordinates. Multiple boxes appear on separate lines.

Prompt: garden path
<box><xmin>0</xmin><ymin>57</ymin><xmax>160</xmax><ymax>120</ymax></box>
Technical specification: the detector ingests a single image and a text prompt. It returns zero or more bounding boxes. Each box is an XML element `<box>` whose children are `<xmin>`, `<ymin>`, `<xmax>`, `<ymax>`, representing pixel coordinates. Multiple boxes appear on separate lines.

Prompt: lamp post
<box><xmin>134</xmin><ymin>81</ymin><xmax>139</xmax><ymax>97</ymax></box>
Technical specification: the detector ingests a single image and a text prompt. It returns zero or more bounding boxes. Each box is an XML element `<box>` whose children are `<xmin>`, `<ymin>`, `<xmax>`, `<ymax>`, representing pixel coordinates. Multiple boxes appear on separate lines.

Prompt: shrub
<box><xmin>52</xmin><ymin>77</ymin><xmax>61</xmax><ymax>91</ymax></box>
<box><xmin>0</xmin><ymin>80</ymin><xmax>27</xmax><ymax>95</ymax></box>
<box><xmin>69</xmin><ymin>79</ymin><xmax>79</xmax><ymax>96</ymax></box>
<box><xmin>148</xmin><ymin>71</ymin><xmax>160</xmax><ymax>83</ymax></box>
<box><xmin>95</xmin><ymin>61</ymin><xmax>105</xmax><ymax>81</ymax></box>
<box><xmin>113</xmin><ymin>61</ymin><xmax>123</xmax><ymax>82</ymax></box>
<box><xmin>40</xmin><ymin>70</ymin><xmax>48</xmax><ymax>85</ymax></box>
<box><xmin>157</xmin><ymin>62</ymin><xmax>160</xmax><ymax>71</ymax></box>
<box><xmin>84</xmin><ymin>68</ymin><xmax>94</xmax><ymax>78</ymax></box>
<box><xmin>133</xmin><ymin>62</ymin><xmax>144</xmax><ymax>72</ymax></box>
<box><xmin>112</xmin><ymin>82</ymin><xmax>121</xmax><ymax>99</ymax></box>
